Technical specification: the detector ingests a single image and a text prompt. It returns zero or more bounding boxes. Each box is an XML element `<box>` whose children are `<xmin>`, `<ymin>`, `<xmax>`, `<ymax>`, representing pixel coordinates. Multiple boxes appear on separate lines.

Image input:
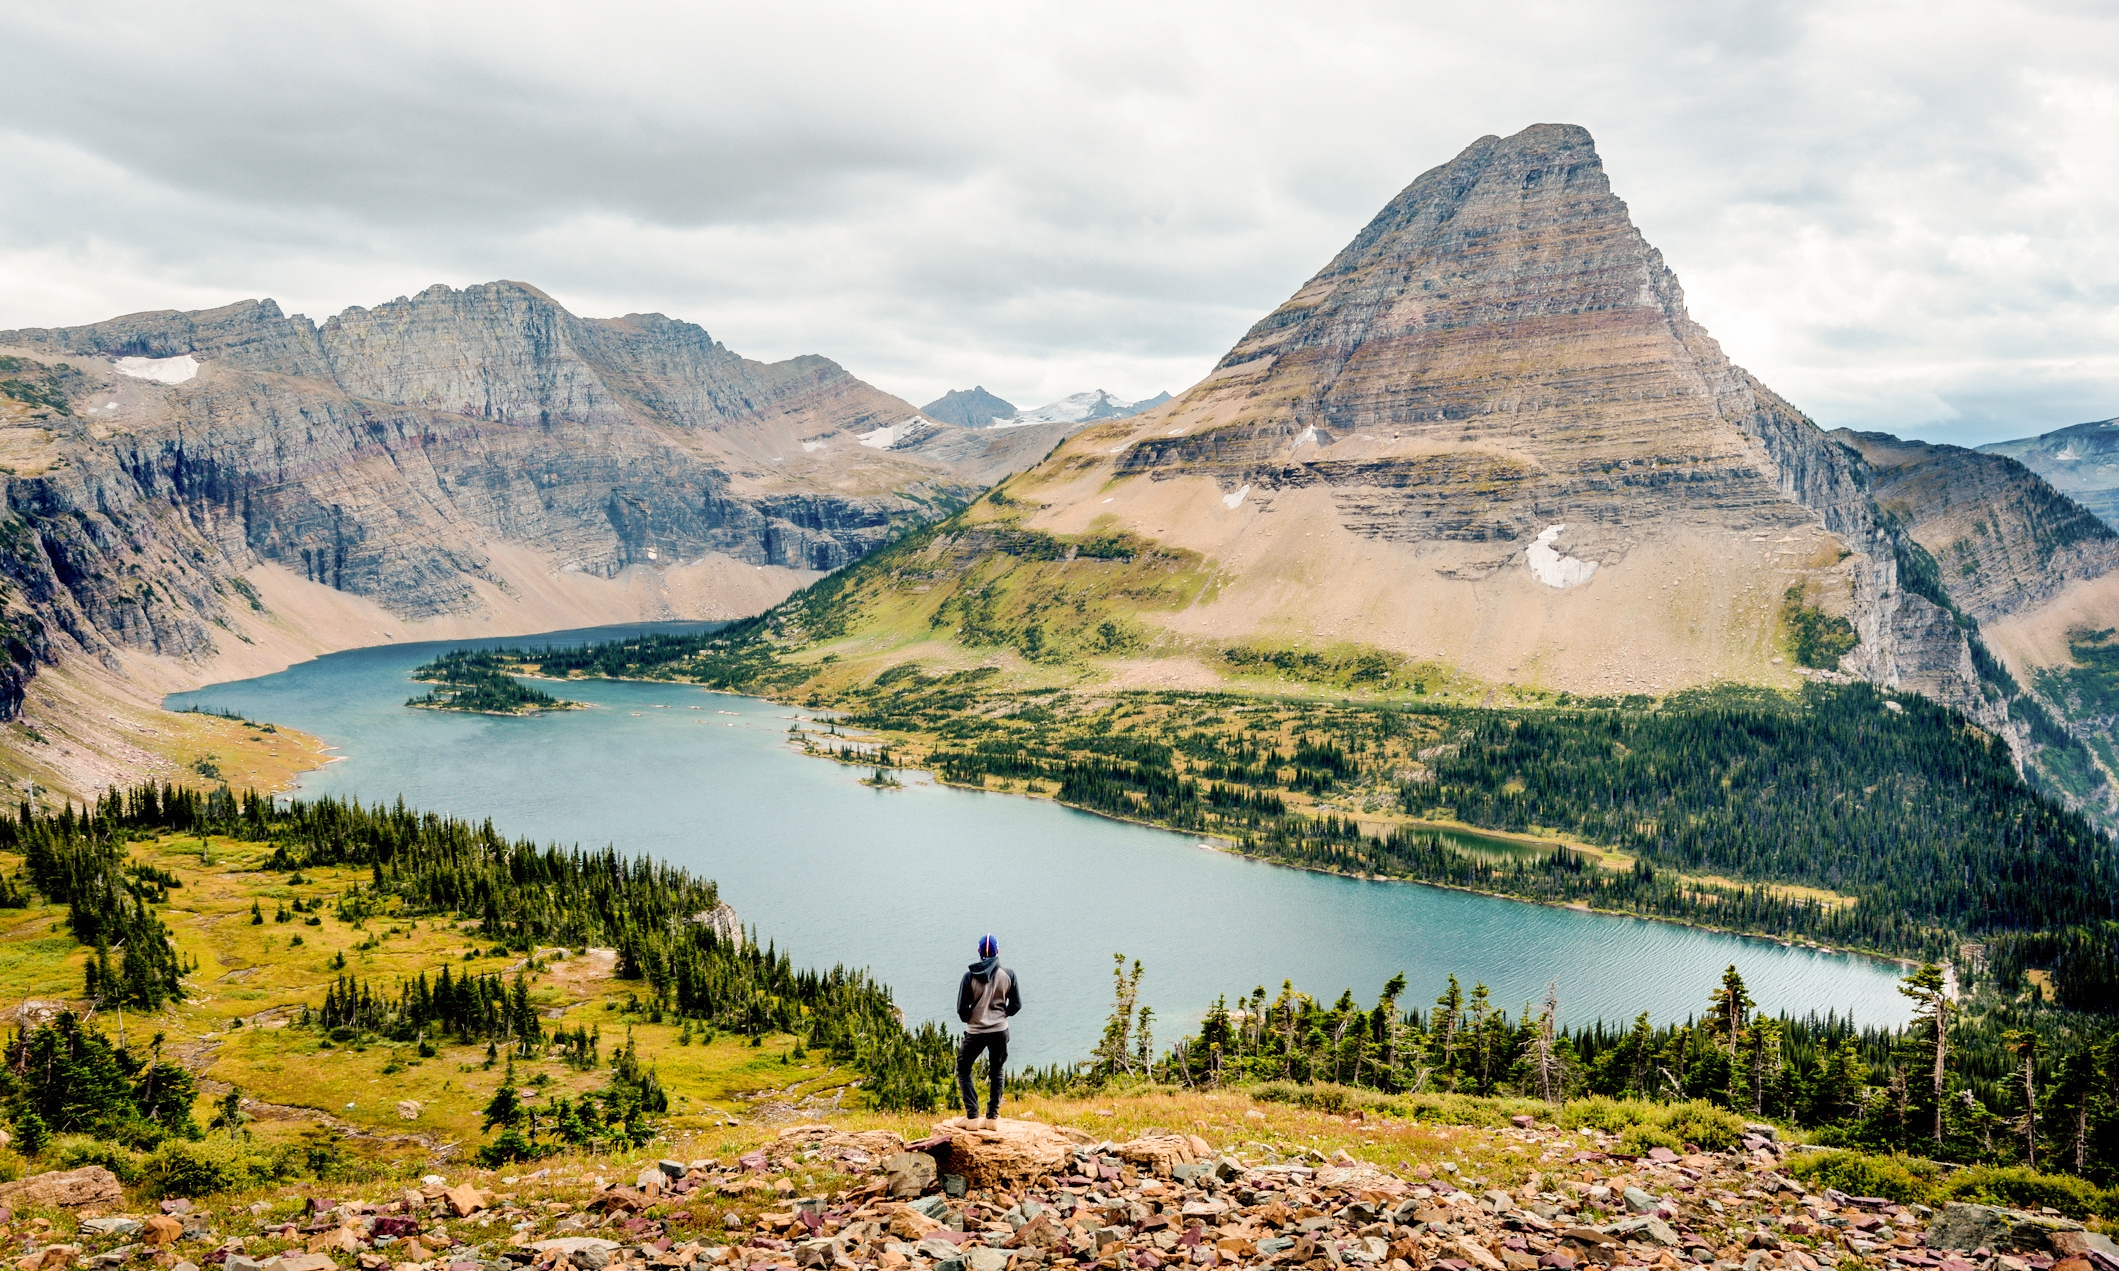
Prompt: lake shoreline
<box><xmin>791</xmin><ymin>723</ymin><xmax>1918</xmax><ymax>977</ymax></box>
<box><xmin>160</xmin><ymin>626</ymin><xmax>1924</xmax><ymax>1048</ymax></box>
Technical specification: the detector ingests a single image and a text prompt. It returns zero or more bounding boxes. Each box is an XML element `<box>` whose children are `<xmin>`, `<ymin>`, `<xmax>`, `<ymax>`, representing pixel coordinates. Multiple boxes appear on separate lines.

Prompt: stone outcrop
<box><xmin>922</xmin><ymin>1118</ymin><xmax>1078</xmax><ymax>1189</ymax></box>
<box><xmin>23</xmin><ymin>1120</ymin><xmax>2116</xmax><ymax>1271</ymax></box>
<box><xmin>0</xmin><ymin>1164</ymin><xmax>124</xmax><ymax>1208</ymax></box>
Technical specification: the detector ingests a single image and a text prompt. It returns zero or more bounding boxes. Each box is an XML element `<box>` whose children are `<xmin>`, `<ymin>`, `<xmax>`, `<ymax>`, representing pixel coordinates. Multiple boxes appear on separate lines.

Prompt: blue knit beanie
<box><xmin>978</xmin><ymin>933</ymin><xmax>998</xmax><ymax>958</ymax></box>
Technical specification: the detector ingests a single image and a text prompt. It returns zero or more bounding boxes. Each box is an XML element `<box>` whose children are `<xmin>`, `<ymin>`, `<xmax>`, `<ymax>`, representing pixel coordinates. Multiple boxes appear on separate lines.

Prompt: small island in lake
<box><xmin>406</xmin><ymin>650</ymin><xmax>586</xmax><ymax>715</ymax></box>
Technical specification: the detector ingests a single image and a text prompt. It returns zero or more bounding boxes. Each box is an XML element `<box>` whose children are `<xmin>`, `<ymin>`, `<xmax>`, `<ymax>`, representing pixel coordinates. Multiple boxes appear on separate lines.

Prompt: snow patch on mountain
<box><xmin>856</xmin><ymin>416</ymin><xmax>934</xmax><ymax>449</ymax></box>
<box><xmin>113</xmin><ymin>354</ymin><xmax>199</xmax><ymax>384</ymax></box>
<box><xmin>994</xmin><ymin>389</ymin><xmax>1171</xmax><ymax>428</ymax></box>
<box><xmin>1526</xmin><ymin>525</ymin><xmax>1598</xmax><ymax>589</ymax></box>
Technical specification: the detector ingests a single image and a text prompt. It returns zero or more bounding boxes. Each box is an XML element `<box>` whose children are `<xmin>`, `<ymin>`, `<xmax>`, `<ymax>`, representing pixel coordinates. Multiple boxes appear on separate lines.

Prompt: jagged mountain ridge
<box><xmin>1834</xmin><ymin>431</ymin><xmax>2119</xmax><ymax>625</ymax></box>
<box><xmin>1979</xmin><ymin>418</ymin><xmax>2119</xmax><ymax>530</ymax></box>
<box><xmin>920</xmin><ymin>386</ymin><xmax>1018</xmax><ymax>428</ymax></box>
<box><xmin>1010</xmin><ymin>389</ymin><xmax>1171</xmax><ymax>426</ymax></box>
<box><xmin>0</xmin><ymin>281</ymin><xmax>1022</xmax><ymax>791</ymax></box>
<box><xmin>778</xmin><ymin>123</ymin><xmax>2049</xmax><ymax>757</ymax></box>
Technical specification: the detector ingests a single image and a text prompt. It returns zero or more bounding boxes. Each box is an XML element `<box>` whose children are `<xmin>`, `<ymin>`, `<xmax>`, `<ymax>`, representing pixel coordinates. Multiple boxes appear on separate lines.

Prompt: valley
<box><xmin>0</xmin><ymin>117</ymin><xmax>2116</xmax><ymax>1241</ymax></box>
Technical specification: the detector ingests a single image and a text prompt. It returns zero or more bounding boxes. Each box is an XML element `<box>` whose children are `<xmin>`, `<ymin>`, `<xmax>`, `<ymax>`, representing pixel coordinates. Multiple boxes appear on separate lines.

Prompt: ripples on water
<box><xmin>167</xmin><ymin>624</ymin><xmax>1916</xmax><ymax>1064</ymax></box>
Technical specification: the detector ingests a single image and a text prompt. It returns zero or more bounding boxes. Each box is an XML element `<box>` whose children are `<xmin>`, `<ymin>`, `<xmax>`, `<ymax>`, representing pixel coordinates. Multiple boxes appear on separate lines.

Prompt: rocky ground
<box><xmin>3</xmin><ymin>1115</ymin><xmax>2110</xmax><ymax>1271</ymax></box>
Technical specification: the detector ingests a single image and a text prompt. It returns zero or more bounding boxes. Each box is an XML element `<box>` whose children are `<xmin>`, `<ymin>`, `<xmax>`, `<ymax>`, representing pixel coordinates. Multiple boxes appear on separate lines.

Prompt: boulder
<box><xmin>1114</xmin><ymin>1135</ymin><xmax>1197</xmax><ymax>1178</ymax></box>
<box><xmin>0</xmin><ymin>1166</ymin><xmax>124</xmax><ymax>1209</ymax></box>
<box><xmin>145</xmin><ymin>1216</ymin><xmax>185</xmax><ymax>1248</ymax></box>
<box><xmin>923</xmin><ymin>1119</ymin><xmax>1075</xmax><ymax>1189</ymax></box>
<box><xmin>396</xmin><ymin>1101</ymin><xmax>421</xmax><ymax>1121</ymax></box>
<box><xmin>882</xmin><ymin>1152</ymin><xmax>938</xmax><ymax>1199</ymax></box>
<box><xmin>443</xmin><ymin>1185</ymin><xmax>490</xmax><ymax>1217</ymax></box>
<box><xmin>1454</xmin><ymin>1237</ymin><xmax>1508</xmax><ymax>1271</ymax></box>
<box><xmin>529</xmin><ymin>1239</ymin><xmax>621</xmax><ymax>1257</ymax></box>
<box><xmin>307</xmin><ymin>1228</ymin><xmax>361</xmax><ymax>1255</ymax></box>
<box><xmin>2051</xmin><ymin>1233</ymin><xmax>2119</xmax><ymax>1268</ymax></box>
<box><xmin>774</xmin><ymin>1125</ymin><xmax>908</xmax><ymax>1166</ymax></box>
<box><xmin>262</xmin><ymin>1255</ymin><xmax>339</xmax><ymax>1271</ymax></box>
<box><xmin>1001</xmin><ymin>1213</ymin><xmax>1062</xmax><ymax>1252</ymax></box>
<box><xmin>888</xmin><ymin>1209</ymin><xmax>941</xmax><ymax>1241</ymax></box>
<box><xmin>1928</xmin><ymin>1203</ymin><xmax>2078</xmax><ymax>1253</ymax></box>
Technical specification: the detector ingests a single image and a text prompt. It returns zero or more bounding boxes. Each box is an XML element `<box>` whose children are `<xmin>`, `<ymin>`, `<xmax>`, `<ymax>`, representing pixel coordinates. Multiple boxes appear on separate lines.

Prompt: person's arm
<box><xmin>1004</xmin><ymin>971</ymin><xmax>1022</xmax><ymax>1017</ymax></box>
<box><xmin>956</xmin><ymin>972</ymin><xmax>976</xmax><ymax>1023</ymax></box>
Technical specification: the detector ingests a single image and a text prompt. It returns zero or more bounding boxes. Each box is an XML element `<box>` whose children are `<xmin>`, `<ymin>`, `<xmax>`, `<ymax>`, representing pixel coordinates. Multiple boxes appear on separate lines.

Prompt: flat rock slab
<box><xmin>925</xmin><ymin>1119</ymin><xmax>1074</xmax><ymax>1189</ymax></box>
<box><xmin>531</xmin><ymin>1239</ymin><xmax>622</xmax><ymax>1254</ymax></box>
<box><xmin>0</xmin><ymin>1166</ymin><xmax>123</xmax><ymax>1209</ymax></box>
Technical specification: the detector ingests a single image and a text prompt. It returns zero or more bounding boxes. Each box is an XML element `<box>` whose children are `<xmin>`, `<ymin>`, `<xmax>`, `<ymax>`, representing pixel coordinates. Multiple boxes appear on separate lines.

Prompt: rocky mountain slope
<box><xmin>788</xmin><ymin>125</ymin><xmax>2021</xmax><ymax>741</ymax></box>
<box><xmin>1979</xmin><ymin>418</ymin><xmax>2119</xmax><ymax>528</ymax></box>
<box><xmin>1829</xmin><ymin>430</ymin><xmax>2119</xmax><ymax>809</ymax></box>
<box><xmin>1833</xmin><ymin>432</ymin><xmax>2119</xmax><ymax>625</ymax></box>
<box><xmin>1010</xmin><ymin>388</ymin><xmax>1172</xmax><ymax>426</ymax></box>
<box><xmin>0</xmin><ymin>282</ymin><xmax>1025</xmax><ymax>793</ymax></box>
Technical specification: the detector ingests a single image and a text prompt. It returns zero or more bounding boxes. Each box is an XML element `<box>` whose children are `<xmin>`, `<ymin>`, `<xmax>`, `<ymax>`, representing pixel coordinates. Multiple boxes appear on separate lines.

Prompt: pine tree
<box><xmin>1707</xmin><ymin>965</ymin><xmax>1753</xmax><ymax>1061</ymax></box>
<box><xmin>1093</xmin><ymin>955</ymin><xmax>1146</xmax><ymax>1077</ymax></box>
<box><xmin>2005</xmin><ymin>1029</ymin><xmax>2039</xmax><ymax>1169</ymax></box>
<box><xmin>1899</xmin><ymin>963</ymin><xmax>1952</xmax><ymax>1147</ymax></box>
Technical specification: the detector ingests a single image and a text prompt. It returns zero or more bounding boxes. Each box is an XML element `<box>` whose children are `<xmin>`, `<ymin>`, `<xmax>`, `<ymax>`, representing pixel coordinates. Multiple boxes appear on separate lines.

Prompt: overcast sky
<box><xmin>2</xmin><ymin>2</ymin><xmax>2114</xmax><ymax>446</ymax></box>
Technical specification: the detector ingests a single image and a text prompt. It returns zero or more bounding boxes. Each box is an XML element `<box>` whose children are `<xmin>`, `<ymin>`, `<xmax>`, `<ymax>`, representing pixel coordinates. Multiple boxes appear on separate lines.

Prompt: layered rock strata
<box><xmin>981</xmin><ymin>124</ymin><xmax>1998</xmax><ymax>725</ymax></box>
<box><xmin>1835</xmin><ymin>431</ymin><xmax>2119</xmax><ymax>625</ymax></box>
<box><xmin>0</xmin><ymin>283</ymin><xmax>994</xmax><ymax>782</ymax></box>
<box><xmin>1980</xmin><ymin>419</ymin><xmax>2119</xmax><ymax>530</ymax></box>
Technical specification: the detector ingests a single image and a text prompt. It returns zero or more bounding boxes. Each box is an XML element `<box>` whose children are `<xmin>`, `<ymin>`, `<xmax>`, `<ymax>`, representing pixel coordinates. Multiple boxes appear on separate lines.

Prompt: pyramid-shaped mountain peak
<box><xmin>876</xmin><ymin>123</ymin><xmax>1992</xmax><ymax>724</ymax></box>
<box><xmin>1204</xmin><ymin>122</ymin><xmax>1692</xmax><ymax>425</ymax></box>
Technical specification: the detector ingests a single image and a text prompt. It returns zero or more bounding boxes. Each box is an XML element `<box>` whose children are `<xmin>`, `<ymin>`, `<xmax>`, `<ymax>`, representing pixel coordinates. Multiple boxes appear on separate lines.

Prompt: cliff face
<box><xmin>0</xmin><ymin>283</ymin><xmax>993</xmax><ymax>774</ymax></box>
<box><xmin>1978</xmin><ymin>419</ymin><xmax>2119</xmax><ymax>530</ymax></box>
<box><xmin>959</xmin><ymin>123</ymin><xmax>1998</xmax><ymax>724</ymax></box>
<box><xmin>1835</xmin><ymin>431</ymin><xmax>2119</xmax><ymax>624</ymax></box>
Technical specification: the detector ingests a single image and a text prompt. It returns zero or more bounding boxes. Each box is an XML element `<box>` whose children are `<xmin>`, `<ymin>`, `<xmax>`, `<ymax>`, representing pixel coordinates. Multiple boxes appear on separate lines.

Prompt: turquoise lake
<box><xmin>167</xmin><ymin>624</ymin><xmax>1916</xmax><ymax>1065</ymax></box>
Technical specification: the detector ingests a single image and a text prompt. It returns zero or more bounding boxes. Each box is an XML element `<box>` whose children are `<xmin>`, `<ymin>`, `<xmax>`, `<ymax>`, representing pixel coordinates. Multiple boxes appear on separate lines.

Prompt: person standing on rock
<box><xmin>955</xmin><ymin>933</ymin><xmax>1021</xmax><ymax>1128</ymax></box>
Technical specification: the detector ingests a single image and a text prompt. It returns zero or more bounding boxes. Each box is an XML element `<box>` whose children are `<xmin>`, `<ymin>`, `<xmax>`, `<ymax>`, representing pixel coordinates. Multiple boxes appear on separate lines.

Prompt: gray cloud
<box><xmin>1</xmin><ymin>0</ymin><xmax>2114</xmax><ymax>442</ymax></box>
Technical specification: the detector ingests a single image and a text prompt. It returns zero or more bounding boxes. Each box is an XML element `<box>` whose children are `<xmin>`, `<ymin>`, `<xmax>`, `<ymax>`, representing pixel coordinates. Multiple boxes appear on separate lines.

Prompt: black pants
<box><xmin>957</xmin><ymin>1030</ymin><xmax>1008</xmax><ymax>1118</ymax></box>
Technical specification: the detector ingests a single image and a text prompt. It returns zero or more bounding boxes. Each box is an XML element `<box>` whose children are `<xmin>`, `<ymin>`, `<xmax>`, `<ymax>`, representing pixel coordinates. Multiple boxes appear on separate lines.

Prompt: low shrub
<box><xmin>1394</xmin><ymin>1092</ymin><xmax>1547</xmax><ymax>1128</ymax></box>
<box><xmin>139</xmin><ymin>1137</ymin><xmax>288</xmax><ymax>1200</ymax></box>
<box><xmin>1785</xmin><ymin>1150</ymin><xmax>1943</xmax><ymax>1205</ymax></box>
<box><xmin>1559</xmin><ymin>1098</ymin><xmax>1742</xmax><ymax>1152</ymax></box>
<box><xmin>1656</xmin><ymin>1101</ymin><xmax>1746</xmax><ymax>1153</ymax></box>
<box><xmin>1935</xmin><ymin>1167</ymin><xmax>2117</xmax><ymax>1220</ymax></box>
<box><xmin>1559</xmin><ymin>1096</ymin><xmax>1658</xmax><ymax>1136</ymax></box>
<box><xmin>0</xmin><ymin>1146</ymin><xmax>24</xmax><ymax>1182</ymax></box>
<box><xmin>51</xmin><ymin>1134</ymin><xmax>143</xmax><ymax>1184</ymax></box>
<box><xmin>1618</xmin><ymin>1122</ymin><xmax>1681</xmax><ymax>1154</ymax></box>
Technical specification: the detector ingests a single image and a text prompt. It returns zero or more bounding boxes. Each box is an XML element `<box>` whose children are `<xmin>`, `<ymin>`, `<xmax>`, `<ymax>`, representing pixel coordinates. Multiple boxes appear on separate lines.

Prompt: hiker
<box><xmin>955</xmin><ymin>932</ymin><xmax>1022</xmax><ymax>1127</ymax></box>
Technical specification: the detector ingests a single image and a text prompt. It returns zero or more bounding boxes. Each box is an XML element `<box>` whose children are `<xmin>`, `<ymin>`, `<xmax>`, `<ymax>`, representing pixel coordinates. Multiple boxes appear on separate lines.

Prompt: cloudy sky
<box><xmin>2</xmin><ymin>1</ymin><xmax>2114</xmax><ymax>446</ymax></box>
